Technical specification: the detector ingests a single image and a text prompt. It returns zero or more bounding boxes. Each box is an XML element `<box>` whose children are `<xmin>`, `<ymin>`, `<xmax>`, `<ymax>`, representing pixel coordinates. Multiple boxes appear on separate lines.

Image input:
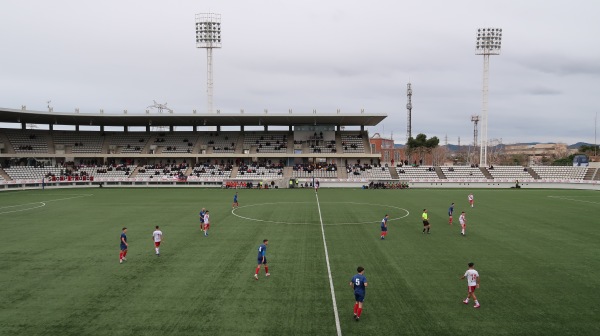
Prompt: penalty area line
<box><xmin>315</xmin><ymin>193</ymin><xmax>342</xmax><ymax>336</ymax></box>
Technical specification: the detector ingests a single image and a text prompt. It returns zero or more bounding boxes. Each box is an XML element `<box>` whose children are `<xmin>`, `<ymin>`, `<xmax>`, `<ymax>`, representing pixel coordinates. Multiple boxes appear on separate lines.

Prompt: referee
<box><xmin>422</xmin><ymin>209</ymin><xmax>431</xmax><ymax>234</ymax></box>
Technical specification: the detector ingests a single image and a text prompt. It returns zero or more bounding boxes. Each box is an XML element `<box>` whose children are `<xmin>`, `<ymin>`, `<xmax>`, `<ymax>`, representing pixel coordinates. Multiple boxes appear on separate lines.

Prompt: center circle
<box><xmin>231</xmin><ymin>201</ymin><xmax>410</xmax><ymax>225</ymax></box>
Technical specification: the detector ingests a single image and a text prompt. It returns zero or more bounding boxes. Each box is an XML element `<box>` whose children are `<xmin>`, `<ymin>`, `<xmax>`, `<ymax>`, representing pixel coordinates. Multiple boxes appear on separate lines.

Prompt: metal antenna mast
<box><xmin>147</xmin><ymin>101</ymin><xmax>174</xmax><ymax>132</ymax></box>
<box><xmin>196</xmin><ymin>13</ymin><xmax>222</xmax><ymax>115</ymax></box>
<box><xmin>406</xmin><ymin>82</ymin><xmax>412</xmax><ymax>143</ymax></box>
<box><xmin>471</xmin><ymin>115</ymin><xmax>479</xmax><ymax>164</ymax></box>
<box><xmin>476</xmin><ymin>28</ymin><xmax>502</xmax><ymax>167</ymax></box>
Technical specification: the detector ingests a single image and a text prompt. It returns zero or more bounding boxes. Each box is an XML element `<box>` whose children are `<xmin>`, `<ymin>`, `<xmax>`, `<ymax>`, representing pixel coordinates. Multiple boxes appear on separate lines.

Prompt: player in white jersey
<box><xmin>152</xmin><ymin>225</ymin><xmax>163</xmax><ymax>256</ymax></box>
<box><xmin>460</xmin><ymin>262</ymin><xmax>480</xmax><ymax>308</ymax></box>
<box><xmin>459</xmin><ymin>212</ymin><xmax>466</xmax><ymax>236</ymax></box>
<box><xmin>203</xmin><ymin>211</ymin><xmax>210</xmax><ymax>237</ymax></box>
<box><xmin>468</xmin><ymin>193</ymin><xmax>474</xmax><ymax>208</ymax></box>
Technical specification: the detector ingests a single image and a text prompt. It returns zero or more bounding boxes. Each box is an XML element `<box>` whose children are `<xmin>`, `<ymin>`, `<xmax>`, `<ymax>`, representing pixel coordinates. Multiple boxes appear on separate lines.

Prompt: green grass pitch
<box><xmin>1</xmin><ymin>187</ymin><xmax>599</xmax><ymax>336</ymax></box>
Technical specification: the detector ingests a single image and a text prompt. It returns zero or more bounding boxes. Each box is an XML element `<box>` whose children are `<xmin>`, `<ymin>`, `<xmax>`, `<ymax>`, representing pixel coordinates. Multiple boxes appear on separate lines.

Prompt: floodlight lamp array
<box><xmin>476</xmin><ymin>28</ymin><xmax>502</xmax><ymax>55</ymax></box>
<box><xmin>195</xmin><ymin>13</ymin><xmax>222</xmax><ymax>48</ymax></box>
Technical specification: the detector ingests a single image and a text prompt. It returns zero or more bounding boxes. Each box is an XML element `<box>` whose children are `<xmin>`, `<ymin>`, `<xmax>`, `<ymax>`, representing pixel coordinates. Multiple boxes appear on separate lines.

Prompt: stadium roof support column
<box><xmin>170</xmin><ymin>126</ymin><xmax>174</xmax><ymax>132</ymax></box>
<box><xmin>289</xmin><ymin>125</ymin><xmax>292</xmax><ymax>132</ymax></box>
<box><xmin>100</xmin><ymin>125</ymin><xmax>104</xmax><ymax>132</ymax></box>
<box><xmin>49</xmin><ymin>124</ymin><xmax>53</xmax><ymax>131</ymax></box>
<box><xmin>21</xmin><ymin>122</ymin><xmax>26</xmax><ymax>129</ymax></box>
<box><xmin>146</xmin><ymin>125</ymin><xmax>150</xmax><ymax>132</ymax></box>
<box><xmin>241</xmin><ymin>125</ymin><xmax>245</xmax><ymax>131</ymax></box>
<box><xmin>361</xmin><ymin>125</ymin><xmax>364</xmax><ymax>131</ymax></box>
<box><xmin>75</xmin><ymin>125</ymin><xmax>79</xmax><ymax>131</ymax></box>
<box><xmin>264</xmin><ymin>125</ymin><xmax>268</xmax><ymax>132</ymax></box>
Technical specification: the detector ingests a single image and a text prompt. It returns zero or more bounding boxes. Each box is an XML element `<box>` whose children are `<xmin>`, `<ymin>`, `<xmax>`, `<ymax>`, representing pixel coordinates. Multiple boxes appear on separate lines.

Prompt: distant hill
<box><xmin>393</xmin><ymin>142</ymin><xmax>593</xmax><ymax>150</ymax></box>
<box><xmin>569</xmin><ymin>142</ymin><xmax>594</xmax><ymax>149</ymax></box>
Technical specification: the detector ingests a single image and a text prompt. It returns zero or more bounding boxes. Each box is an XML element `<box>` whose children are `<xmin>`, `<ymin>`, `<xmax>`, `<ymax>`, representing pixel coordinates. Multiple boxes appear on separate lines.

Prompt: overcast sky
<box><xmin>1</xmin><ymin>0</ymin><xmax>599</xmax><ymax>145</ymax></box>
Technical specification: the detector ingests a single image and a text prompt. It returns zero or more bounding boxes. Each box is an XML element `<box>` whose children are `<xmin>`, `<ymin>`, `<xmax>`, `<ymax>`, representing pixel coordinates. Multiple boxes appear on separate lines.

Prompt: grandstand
<box><xmin>0</xmin><ymin>107</ymin><xmax>598</xmax><ymax>188</ymax></box>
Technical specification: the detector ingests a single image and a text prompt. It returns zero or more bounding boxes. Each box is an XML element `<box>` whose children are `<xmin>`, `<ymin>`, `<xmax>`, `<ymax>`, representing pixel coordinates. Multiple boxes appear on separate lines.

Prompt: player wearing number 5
<box><xmin>460</xmin><ymin>262</ymin><xmax>481</xmax><ymax>308</ymax></box>
<box><xmin>350</xmin><ymin>266</ymin><xmax>368</xmax><ymax>321</ymax></box>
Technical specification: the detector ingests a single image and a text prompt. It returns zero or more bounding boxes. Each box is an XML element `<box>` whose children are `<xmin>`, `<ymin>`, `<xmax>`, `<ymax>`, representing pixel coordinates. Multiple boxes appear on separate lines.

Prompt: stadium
<box><xmin>2</xmin><ymin>3</ymin><xmax>600</xmax><ymax>336</ymax></box>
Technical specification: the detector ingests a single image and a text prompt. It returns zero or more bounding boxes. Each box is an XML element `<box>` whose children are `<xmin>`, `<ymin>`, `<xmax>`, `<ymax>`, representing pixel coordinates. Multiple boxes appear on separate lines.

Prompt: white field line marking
<box><xmin>231</xmin><ymin>202</ymin><xmax>410</xmax><ymax>226</ymax></box>
<box><xmin>548</xmin><ymin>195</ymin><xmax>600</xmax><ymax>205</ymax></box>
<box><xmin>0</xmin><ymin>194</ymin><xmax>93</xmax><ymax>215</ymax></box>
<box><xmin>315</xmin><ymin>193</ymin><xmax>342</xmax><ymax>336</ymax></box>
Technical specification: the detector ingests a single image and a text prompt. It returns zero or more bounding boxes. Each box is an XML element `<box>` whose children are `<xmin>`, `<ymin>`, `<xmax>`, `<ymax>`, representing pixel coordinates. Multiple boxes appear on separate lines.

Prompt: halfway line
<box><xmin>315</xmin><ymin>193</ymin><xmax>342</xmax><ymax>336</ymax></box>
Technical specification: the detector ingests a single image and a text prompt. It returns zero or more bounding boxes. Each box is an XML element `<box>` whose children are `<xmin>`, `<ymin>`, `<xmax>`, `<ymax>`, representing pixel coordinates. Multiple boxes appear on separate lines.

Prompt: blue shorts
<box><xmin>354</xmin><ymin>292</ymin><xmax>365</xmax><ymax>303</ymax></box>
<box><xmin>381</xmin><ymin>227</ymin><xmax>387</xmax><ymax>232</ymax></box>
<box><xmin>257</xmin><ymin>257</ymin><xmax>267</xmax><ymax>265</ymax></box>
<box><xmin>120</xmin><ymin>245</ymin><xmax>127</xmax><ymax>251</ymax></box>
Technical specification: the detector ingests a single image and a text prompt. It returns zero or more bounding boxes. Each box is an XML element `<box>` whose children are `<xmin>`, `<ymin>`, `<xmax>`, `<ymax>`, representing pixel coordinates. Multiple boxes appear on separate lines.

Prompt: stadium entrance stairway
<box><xmin>389</xmin><ymin>167</ymin><xmax>399</xmax><ymax>179</ymax></box>
<box><xmin>0</xmin><ymin>167</ymin><xmax>11</xmax><ymax>181</ymax></box>
<box><xmin>282</xmin><ymin>167</ymin><xmax>293</xmax><ymax>179</ymax></box>
<box><xmin>434</xmin><ymin>167</ymin><xmax>447</xmax><ymax>179</ymax></box>
<box><xmin>230</xmin><ymin>166</ymin><xmax>239</xmax><ymax>178</ymax></box>
<box><xmin>335</xmin><ymin>132</ymin><xmax>343</xmax><ymax>153</ymax></box>
<box><xmin>338</xmin><ymin>167</ymin><xmax>348</xmax><ymax>179</ymax></box>
<box><xmin>46</xmin><ymin>133</ymin><xmax>55</xmax><ymax>154</ymax></box>
<box><xmin>128</xmin><ymin>167</ymin><xmax>140</xmax><ymax>178</ymax></box>
<box><xmin>528</xmin><ymin>168</ymin><xmax>541</xmax><ymax>179</ymax></box>
<box><xmin>0</xmin><ymin>132</ymin><xmax>16</xmax><ymax>154</ymax></box>
<box><xmin>479</xmin><ymin>167</ymin><xmax>493</xmax><ymax>179</ymax></box>
<box><xmin>586</xmin><ymin>168</ymin><xmax>598</xmax><ymax>180</ymax></box>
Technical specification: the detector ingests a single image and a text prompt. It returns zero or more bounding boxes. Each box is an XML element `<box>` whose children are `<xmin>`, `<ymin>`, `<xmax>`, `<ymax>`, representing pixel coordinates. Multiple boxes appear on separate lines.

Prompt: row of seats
<box><xmin>1</xmin><ymin>165</ymin><xmax>592</xmax><ymax>181</ymax></box>
<box><xmin>531</xmin><ymin>166</ymin><xmax>587</xmax><ymax>179</ymax></box>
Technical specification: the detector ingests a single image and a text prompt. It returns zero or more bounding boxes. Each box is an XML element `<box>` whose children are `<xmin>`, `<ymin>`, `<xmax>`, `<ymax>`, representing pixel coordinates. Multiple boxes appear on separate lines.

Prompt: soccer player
<box><xmin>380</xmin><ymin>214</ymin><xmax>389</xmax><ymax>240</ymax></box>
<box><xmin>254</xmin><ymin>239</ymin><xmax>270</xmax><ymax>280</ymax></box>
<box><xmin>459</xmin><ymin>211</ymin><xmax>466</xmax><ymax>236</ymax></box>
<box><xmin>350</xmin><ymin>266</ymin><xmax>368</xmax><ymax>321</ymax></box>
<box><xmin>468</xmin><ymin>193</ymin><xmax>474</xmax><ymax>208</ymax></box>
<box><xmin>460</xmin><ymin>262</ymin><xmax>480</xmax><ymax>308</ymax></box>
<box><xmin>203</xmin><ymin>210</ymin><xmax>210</xmax><ymax>237</ymax></box>
<box><xmin>448</xmin><ymin>202</ymin><xmax>455</xmax><ymax>224</ymax></box>
<box><xmin>199</xmin><ymin>208</ymin><xmax>206</xmax><ymax>233</ymax></box>
<box><xmin>422</xmin><ymin>209</ymin><xmax>430</xmax><ymax>234</ymax></box>
<box><xmin>119</xmin><ymin>227</ymin><xmax>128</xmax><ymax>264</ymax></box>
<box><xmin>315</xmin><ymin>180</ymin><xmax>320</xmax><ymax>193</ymax></box>
<box><xmin>152</xmin><ymin>225</ymin><xmax>163</xmax><ymax>256</ymax></box>
<box><xmin>232</xmin><ymin>192</ymin><xmax>239</xmax><ymax>209</ymax></box>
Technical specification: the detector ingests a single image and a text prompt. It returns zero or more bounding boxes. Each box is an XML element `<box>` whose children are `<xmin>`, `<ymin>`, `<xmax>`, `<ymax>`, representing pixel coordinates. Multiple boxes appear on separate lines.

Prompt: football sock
<box><xmin>119</xmin><ymin>251</ymin><xmax>123</xmax><ymax>260</ymax></box>
<box><xmin>427</xmin><ymin>228</ymin><xmax>430</xmax><ymax>233</ymax></box>
<box><xmin>475</xmin><ymin>300</ymin><xmax>479</xmax><ymax>305</ymax></box>
<box><xmin>255</xmin><ymin>267</ymin><xmax>260</xmax><ymax>275</ymax></box>
<box><xmin>423</xmin><ymin>228</ymin><xmax>426</xmax><ymax>233</ymax></box>
<box><xmin>265</xmin><ymin>266</ymin><xmax>269</xmax><ymax>274</ymax></box>
<box><xmin>353</xmin><ymin>303</ymin><xmax>358</xmax><ymax>314</ymax></box>
<box><xmin>357</xmin><ymin>308</ymin><xmax>362</xmax><ymax>317</ymax></box>
<box><xmin>123</xmin><ymin>250</ymin><xmax>128</xmax><ymax>257</ymax></box>
<box><xmin>465</xmin><ymin>298</ymin><xmax>469</xmax><ymax>302</ymax></box>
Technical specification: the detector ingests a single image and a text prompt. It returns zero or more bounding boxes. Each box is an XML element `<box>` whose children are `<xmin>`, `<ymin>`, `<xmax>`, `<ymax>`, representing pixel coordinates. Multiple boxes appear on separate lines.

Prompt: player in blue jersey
<box><xmin>350</xmin><ymin>266</ymin><xmax>368</xmax><ymax>321</ymax></box>
<box><xmin>254</xmin><ymin>239</ymin><xmax>270</xmax><ymax>280</ymax></box>
<box><xmin>380</xmin><ymin>214</ymin><xmax>389</xmax><ymax>240</ymax></box>
<box><xmin>199</xmin><ymin>208</ymin><xmax>206</xmax><ymax>233</ymax></box>
<box><xmin>448</xmin><ymin>202</ymin><xmax>455</xmax><ymax>225</ymax></box>
<box><xmin>232</xmin><ymin>192</ymin><xmax>239</xmax><ymax>209</ymax></box>
<box><xmin>119</xmin><ymin>227</ymin><xmax>128</xmax><ymax>264</ymax></box>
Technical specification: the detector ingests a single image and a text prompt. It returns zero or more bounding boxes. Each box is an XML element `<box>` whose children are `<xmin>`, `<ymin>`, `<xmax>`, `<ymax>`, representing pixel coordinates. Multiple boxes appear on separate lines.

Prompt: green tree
<box><xmin>406</xmin><ymin>133</ymin><xmax>440</xmax><ymax>165</ymax></box>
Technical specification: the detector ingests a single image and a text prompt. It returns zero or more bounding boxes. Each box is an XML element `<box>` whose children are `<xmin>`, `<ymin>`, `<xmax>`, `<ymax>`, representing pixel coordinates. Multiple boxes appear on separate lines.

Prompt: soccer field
<box><xmin>1</xmin><ymin>187</ymin><xmax>599</xmax><ymax>336</ymax></box>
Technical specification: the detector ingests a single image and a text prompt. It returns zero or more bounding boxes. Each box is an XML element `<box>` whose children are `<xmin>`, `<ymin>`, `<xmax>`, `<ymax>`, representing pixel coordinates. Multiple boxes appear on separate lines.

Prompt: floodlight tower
<box><xmin>406</xmin><ymin>82</ymin><xmax>413</xmax><ymax>143</ymax></box>
<box><xmin>195</xmin><ymin>13</ymin><xmax>222</xmax><ymax>115</ymax></box>
<box><xmin>475</xmin><ymin>28</ymin><xmax>502</xmax><ymax>167</ymax></box>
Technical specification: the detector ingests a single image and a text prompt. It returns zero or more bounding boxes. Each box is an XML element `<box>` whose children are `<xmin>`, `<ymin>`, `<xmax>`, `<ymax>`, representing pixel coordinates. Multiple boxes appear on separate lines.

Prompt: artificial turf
<box><xmin>0</xmin><ymin>187</ymin><xmax>599</xmax><ymax>336</ymax></box>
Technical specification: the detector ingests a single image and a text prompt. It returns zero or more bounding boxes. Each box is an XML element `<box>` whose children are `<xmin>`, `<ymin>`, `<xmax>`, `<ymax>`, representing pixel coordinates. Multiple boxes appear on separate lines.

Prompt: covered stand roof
<box><xmin>0</xmin><ymin>108</ymin><xmax>387</xmax><ymax>127</ymax></box>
